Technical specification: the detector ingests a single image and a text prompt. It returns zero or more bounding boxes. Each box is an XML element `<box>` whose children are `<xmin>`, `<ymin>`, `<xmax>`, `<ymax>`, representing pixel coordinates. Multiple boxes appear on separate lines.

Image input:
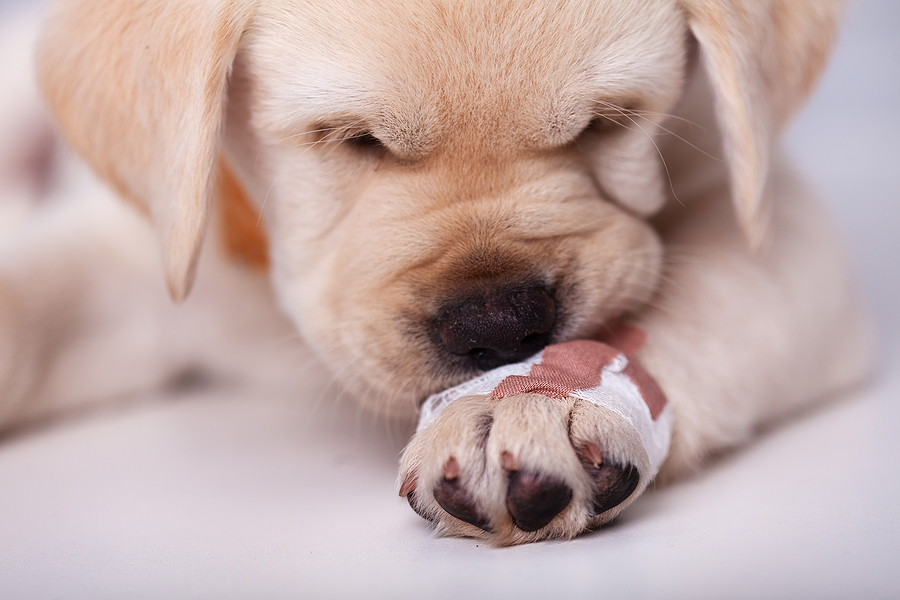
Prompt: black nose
<box><xmin>434</xmin><ymin>285</ymin><xmax>556</xmax><ymax>370</ymax></box>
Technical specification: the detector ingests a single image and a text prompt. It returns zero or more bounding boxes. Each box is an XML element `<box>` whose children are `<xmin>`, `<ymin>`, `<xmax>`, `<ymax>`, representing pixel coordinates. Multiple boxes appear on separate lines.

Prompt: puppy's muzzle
<box><xmin>434</xmin><ymin>285</ymin><xmax>556</xmax><ymax>370</ymax></box>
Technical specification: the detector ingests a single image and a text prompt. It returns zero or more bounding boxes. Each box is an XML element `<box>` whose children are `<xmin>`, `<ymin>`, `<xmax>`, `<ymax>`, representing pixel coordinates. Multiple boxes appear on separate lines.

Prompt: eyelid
<box><xmin>589</xmin><ymin>100</ymin><xmax>640</xmax><ymax>128</ymax></box>
<box><xmin>308</xmin><ymin>121</ymin><xmax>387</xmax><ymax>153</ymax></box>
<box><xmin>337</xmin><ymin>128</ymin><xmax>383</xmax><ymax>146</ymax></box>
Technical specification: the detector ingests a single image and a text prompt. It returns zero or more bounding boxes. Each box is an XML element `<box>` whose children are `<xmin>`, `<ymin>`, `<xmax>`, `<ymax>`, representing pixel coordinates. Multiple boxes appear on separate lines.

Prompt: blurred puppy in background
<box><xmin>0</xmin><ymin>0</ymin><xmax>869</xmax><ymax>545</ymax></box>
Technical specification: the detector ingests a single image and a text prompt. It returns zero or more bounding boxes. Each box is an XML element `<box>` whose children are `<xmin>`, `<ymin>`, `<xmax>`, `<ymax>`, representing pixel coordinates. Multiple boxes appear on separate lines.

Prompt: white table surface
<box><xmin>1</xmin><ymin>1</ymin><xmax>898</xmax><ymax>598</ymax></box>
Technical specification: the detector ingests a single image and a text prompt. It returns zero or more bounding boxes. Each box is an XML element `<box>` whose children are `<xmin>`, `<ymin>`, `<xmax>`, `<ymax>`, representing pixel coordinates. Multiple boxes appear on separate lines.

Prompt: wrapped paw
<box><xmin>399</xmin><ymin>327</ymin><xmax>671</xmax><ymax>545</ymax></box>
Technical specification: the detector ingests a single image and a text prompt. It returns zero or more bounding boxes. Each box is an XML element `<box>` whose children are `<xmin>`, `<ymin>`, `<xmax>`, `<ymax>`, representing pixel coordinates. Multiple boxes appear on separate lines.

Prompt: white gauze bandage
<box><xmin>416</xmin><ymin>337</ymin><xmax>672</xmax><ymax>481</ymax></box>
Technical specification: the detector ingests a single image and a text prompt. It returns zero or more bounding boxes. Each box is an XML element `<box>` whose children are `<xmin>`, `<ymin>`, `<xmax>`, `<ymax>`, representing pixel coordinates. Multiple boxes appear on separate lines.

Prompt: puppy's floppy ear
<box><xmin>681</xmin><ymin>0</ymin><xmax>844</xmax><ymax>248</ymax></box>
<box><xmin>36</xmin><ymin>0</ymin><xmax>258</xmax><ymax>301</ymax></box>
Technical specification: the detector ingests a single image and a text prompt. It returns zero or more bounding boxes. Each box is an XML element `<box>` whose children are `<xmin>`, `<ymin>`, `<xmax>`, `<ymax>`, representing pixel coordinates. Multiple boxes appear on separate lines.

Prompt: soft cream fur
<box><xmin>0</xmin><ymin>0</ymin><xmax>870</xmax><ymax>545</ymax></box>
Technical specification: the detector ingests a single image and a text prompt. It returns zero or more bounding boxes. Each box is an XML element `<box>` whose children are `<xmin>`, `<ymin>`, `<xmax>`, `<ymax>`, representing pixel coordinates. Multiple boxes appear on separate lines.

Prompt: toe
<box><xmin>489</xmin><ymin>395</ymin><xmax>589</xmax><ymax>537</ymax></box>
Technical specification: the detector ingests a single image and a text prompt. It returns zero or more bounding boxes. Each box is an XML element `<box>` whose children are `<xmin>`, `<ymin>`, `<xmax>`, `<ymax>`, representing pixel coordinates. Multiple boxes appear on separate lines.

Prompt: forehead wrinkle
<box><xmin>250</xmin><ymin>0</ymin><xmax>685</xmax><ymax>148</ymax></box>
<box><xmin>373</xmin><ymin>0</ymin><xmax>685</xmax><ymax>149</ymax></box>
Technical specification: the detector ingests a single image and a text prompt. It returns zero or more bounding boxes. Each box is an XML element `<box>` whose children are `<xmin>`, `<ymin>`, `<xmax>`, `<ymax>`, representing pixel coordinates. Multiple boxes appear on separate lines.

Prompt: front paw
<box><xmin>400</xmin><ymin>393</ymin><xmax>654</xmax><ymax>544</ymax></box>
<box><xmin>398</xmin><ymin>339</ymin><xmax>671</xmax><ymax>545</ymax></box>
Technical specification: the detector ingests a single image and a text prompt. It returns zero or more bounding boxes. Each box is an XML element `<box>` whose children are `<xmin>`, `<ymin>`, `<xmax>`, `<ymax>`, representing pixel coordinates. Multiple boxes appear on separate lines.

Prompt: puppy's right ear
<box><xmin>36</xmin><ymin>0</ymin><xmax>258</xmax><ymax>301</ymax></box>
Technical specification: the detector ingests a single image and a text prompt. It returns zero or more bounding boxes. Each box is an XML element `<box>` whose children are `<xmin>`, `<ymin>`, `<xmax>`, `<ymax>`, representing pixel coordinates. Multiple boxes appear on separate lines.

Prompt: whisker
<box><xmin>595</xmin><ymin>100</ymin><xmax>683</xmax><ymax>206</ymax></box>
<box><xmin>256</xmin><ymin>174</ymin><xmax>280</xmax><ymax>227</ymax></box>
<box><xmin>622</xmin><ymin>112</ymin><xmax>722</xmax><ymax>162</ymax></box>
<box><xmin>624</xmin><ymin>108</ymin><xmax>707</xmax><ymax>131</ymax></box>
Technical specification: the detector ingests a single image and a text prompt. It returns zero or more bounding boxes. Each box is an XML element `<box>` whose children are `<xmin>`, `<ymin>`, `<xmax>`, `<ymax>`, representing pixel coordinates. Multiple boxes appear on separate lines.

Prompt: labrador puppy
<box><xmin>0</xmin><ymin>0</ymin><xmax>869</xmax><ymax>545</ymax></box>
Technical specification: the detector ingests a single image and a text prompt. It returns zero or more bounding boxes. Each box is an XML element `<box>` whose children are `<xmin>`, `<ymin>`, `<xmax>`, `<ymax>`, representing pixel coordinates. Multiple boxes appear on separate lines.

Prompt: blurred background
<box><xmin>786</xmin><ymin>0</ymin><xmax>900</xmax><ymax>369</ymax></box>
<box><xmin>0</xmin><ymin>0</ymin><xmax>897</xmax><ymax>598</ymax></box>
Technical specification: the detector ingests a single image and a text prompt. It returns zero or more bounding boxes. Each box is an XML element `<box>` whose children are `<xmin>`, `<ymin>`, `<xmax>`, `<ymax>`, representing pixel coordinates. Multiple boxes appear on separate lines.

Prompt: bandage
<box><xmin>417</xmin><ymin>328</ymin><xmax>672</xmax><ymax>480</ymax></box>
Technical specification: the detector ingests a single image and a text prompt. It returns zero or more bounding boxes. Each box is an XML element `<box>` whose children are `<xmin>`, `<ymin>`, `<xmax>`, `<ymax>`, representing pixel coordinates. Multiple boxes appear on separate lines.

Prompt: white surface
<box><xmin>2</xmin><ymin>371</ymin><xmax>897</xmax><ymax>600</ymax></box>
<box><xmin>2</xmin><ymin>1</ymin><xmax>899</xmax><ymax>598</ymax></box>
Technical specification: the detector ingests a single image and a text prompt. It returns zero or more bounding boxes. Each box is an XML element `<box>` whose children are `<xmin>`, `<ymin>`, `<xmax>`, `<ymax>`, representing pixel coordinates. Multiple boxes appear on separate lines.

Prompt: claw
<box><xmin>581</xmin><ymin>442</ymin><xmax>603</xmax><ymax>467</ymax></box>
<box><xmin>442</xmin><ymin>456</ymin><xmax>460</xmax><ymax>480</ymax></box>
<box><xmin>500</xmin><ymin>450</ymin><xmax>520</xmax><ymax>472</ymax></box>
<box><xmin>399</xmin><ymin>472</ymin><xmax>417</xmax><ymax>497</ymax></box>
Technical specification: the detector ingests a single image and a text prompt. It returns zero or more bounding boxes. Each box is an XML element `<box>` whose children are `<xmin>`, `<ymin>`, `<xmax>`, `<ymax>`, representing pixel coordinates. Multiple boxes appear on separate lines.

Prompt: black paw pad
<box><xmin>586</xmin><ymin>462</ymin><xmax>640</xmax><ymax>516</ymax></box>
<box><xmin>506</xmin><ymin>471</ymin><xmax>573</xmax><ymax>532</ymax></box>
<box><xmin>406</xmin><ymin>490</ymin><xmax>434</xmax><ymax>523</ymax></box>
<box><xmin>433</xmin><ymin>477</ymin><xmax>493</xmax><ymax>532</ymax></box>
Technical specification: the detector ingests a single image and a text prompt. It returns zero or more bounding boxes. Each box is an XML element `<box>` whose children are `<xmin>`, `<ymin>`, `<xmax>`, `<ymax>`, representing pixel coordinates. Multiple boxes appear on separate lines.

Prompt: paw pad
<box><xmin>505</xmin><ymin>470</ymin><xmax>573</xmax><ymax>532</ymax></box>
<box><xmin>432</xmin><ymin>458</ymin><xmax>493</xmax><ymax>532</ymax></box>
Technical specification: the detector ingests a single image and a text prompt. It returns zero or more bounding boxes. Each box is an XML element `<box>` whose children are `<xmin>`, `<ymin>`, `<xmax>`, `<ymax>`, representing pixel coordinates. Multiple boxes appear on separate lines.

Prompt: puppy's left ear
<box><xmin>37</xmin><ymin>0</ymin><xmax>258</xmax><ymax>301</ymax></box>
<box><xmin>682</xmin><ymin>0</ymin><xmax>844</xmax><ymax>248</ymax></box>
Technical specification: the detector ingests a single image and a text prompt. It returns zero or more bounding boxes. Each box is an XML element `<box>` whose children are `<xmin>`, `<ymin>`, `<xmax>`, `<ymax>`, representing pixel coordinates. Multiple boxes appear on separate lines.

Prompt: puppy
<box><xmin>0</xmin><ymin>0</ymin><xmax>869</xmax><ymax>546</ymax></box>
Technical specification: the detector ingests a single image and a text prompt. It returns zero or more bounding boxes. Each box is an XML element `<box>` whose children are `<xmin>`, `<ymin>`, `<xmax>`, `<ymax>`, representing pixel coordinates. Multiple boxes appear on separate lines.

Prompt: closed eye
<box><xmin>574</xmin><ymin>115</ymin><xmax>621</xmax><ymax>143</ymax></box>
<box><xmin>308</xmin><ymin>122</ymin><xmax>388</xmax><ymax>155</ymax></box>
<box><xmin>343</xmin><ymin>130</ymin><xmax>385</xmax><ymax>152</ymax></box>
<box><xmin>587</xmin><ymin>116</ymin><xmax>610</xmax><ymax>132</ymax></box>
<box><xmin>587</xmin><ymin>101</ymin><xmax>641</xmax><ymax>133</ymax></box>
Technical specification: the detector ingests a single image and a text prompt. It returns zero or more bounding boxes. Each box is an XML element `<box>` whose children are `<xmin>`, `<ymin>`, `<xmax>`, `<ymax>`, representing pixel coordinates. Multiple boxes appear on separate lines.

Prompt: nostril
<box><xmin>520</xmin><ymin>332</ymin><xmax>547</xmax><ymax>348</ymax></box>
<box><xmin>434</xmin><ymin>285</ymin><xmax>556</xmax><ymax>370</ymax></box>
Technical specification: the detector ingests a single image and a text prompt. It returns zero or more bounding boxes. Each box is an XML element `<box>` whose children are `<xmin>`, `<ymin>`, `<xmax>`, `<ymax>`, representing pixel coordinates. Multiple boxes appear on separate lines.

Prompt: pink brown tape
<box><xmin>416</xmin><ymin>323</ymin><xmax>672</xmax><ymax>479</ymax></box>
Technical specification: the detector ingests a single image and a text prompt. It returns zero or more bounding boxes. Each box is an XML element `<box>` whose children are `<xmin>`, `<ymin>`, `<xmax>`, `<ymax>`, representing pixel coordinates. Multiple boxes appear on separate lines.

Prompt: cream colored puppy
<box><xmin>0</xmin><ymin>0</ymin><xmax>870</xmax><ymax>545</ymax></box>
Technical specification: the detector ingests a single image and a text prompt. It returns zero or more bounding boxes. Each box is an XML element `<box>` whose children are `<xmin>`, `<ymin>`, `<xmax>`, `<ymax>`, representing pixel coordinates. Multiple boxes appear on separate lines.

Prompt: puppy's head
<box><xmin>37</xmin><ymin>0</ymin><xmax>844</xmax><ymax>417</ymax></box>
